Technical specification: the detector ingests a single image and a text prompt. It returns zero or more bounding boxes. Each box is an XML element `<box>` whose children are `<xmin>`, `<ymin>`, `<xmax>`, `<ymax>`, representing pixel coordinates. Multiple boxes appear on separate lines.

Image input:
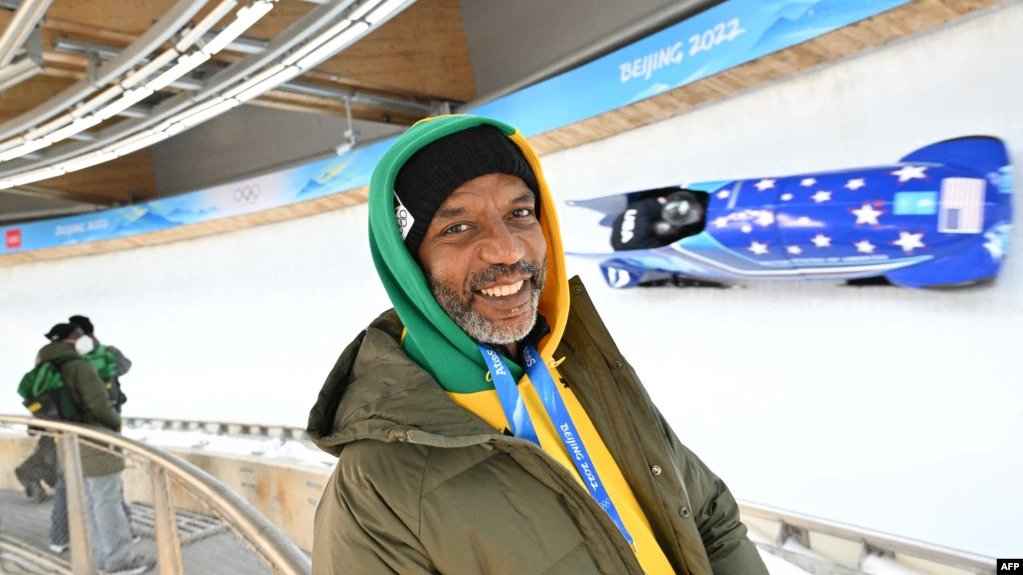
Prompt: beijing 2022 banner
<box><xmin>469</xmin><ymin>0</ymin><xmax>912</xmax><ymax>135</ymax></box>
<box><xmin>1</xmin><ymin>0</ymin><xmax>911</xmax><ymax>255</ymax></box>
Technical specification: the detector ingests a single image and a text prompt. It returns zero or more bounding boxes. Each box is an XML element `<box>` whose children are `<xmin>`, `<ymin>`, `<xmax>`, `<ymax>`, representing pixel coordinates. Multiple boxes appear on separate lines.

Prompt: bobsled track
<box><xmin>0</xmin><ymin>415</ymin><xmax>996</xmax><ymax>575</ymax></box>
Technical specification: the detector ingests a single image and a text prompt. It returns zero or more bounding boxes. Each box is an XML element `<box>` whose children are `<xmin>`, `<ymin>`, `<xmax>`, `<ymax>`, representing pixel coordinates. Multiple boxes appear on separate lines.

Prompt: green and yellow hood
<box><xmin>368</xmin><ymin>114</ymin><xmax>569</xmax><ymax>393</ymax></box>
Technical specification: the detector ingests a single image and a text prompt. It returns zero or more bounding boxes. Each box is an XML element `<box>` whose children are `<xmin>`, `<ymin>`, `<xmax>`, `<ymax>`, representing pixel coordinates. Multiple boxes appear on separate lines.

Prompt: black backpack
<box><xmin>17</xmin><ymin>355</ymin><xmax>83</xmax><ymax>422</ymax></box>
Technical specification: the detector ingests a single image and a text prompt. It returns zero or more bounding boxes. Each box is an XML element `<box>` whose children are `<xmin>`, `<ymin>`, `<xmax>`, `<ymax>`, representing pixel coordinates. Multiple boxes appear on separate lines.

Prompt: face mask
<box><xmin>75</xmin><ymin>336</ymin><xmax>95</xmax><ymax>355</ymax></box>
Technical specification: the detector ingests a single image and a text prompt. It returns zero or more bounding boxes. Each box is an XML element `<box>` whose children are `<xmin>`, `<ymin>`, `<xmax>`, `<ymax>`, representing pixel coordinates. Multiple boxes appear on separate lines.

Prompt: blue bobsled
<box><xmin>568</xmin><ymin>136</ymin><xmax>1012</xmax><ymax>289</ymax></box>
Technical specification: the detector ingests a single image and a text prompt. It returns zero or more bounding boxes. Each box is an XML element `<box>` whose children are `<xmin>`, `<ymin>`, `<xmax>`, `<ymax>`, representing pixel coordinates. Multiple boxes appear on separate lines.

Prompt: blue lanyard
<box><xmin>476</xmin><ymin>343</ymin><xmax>634</xmax><ymax>546</ymax></box>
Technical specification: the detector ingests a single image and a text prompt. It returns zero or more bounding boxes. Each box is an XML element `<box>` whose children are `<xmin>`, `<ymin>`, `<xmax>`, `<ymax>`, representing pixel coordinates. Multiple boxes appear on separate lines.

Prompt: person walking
<box><xmin>37</xmin><ymin>323</ymin><xmax>149</xmax><ymax>575</ymax></box>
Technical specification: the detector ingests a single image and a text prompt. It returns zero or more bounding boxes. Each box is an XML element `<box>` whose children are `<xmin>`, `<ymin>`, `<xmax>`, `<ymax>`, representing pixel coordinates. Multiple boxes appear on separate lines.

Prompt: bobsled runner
<box><xmin>567</xmin><ymin>136</ymin><xmax>1012</xmax><ymax>289</ymax></box>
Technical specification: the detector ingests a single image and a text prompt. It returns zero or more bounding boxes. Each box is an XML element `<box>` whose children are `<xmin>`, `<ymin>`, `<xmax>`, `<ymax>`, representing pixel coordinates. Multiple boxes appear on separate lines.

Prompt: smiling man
<box><xmin>307</xmin><ymin>115</ymin><xmax>766</xmax><ymax>575</ymax></box>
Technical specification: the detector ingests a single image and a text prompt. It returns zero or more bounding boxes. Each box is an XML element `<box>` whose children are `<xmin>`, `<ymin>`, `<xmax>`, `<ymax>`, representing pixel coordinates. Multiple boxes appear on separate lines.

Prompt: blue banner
<box><xmin>1</xmin><ymin>0</ymin><xmax>911</xmax><ymax>255</ymax></box>
<box><xmin>471</xmin><ymin>0</ymin><xmax>912</xmax><ymax>136</ymax></box>
<box><xmin>2</xmin><ymin>140</ymin><xmax>391</xmax><ymax>254</ymax></box>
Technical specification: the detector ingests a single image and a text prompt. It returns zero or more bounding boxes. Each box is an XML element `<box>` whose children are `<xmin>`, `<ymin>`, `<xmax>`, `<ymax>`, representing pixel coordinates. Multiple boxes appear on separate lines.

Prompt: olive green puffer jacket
<box><xmin>37</xmin><ymin>340</ymin><xmax>124</xmax><ymax>477</ymax></box>
<box><xmin>307</xmin><ymin>277</ymin><xmax>767</xmax><ymax>575</ymax></box>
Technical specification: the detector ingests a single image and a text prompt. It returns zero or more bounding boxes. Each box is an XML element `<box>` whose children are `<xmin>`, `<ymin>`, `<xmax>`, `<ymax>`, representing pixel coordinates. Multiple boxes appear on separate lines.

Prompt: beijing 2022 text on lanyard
<box><xmin>477</xmin><ymin>343</ymin><xmax>634</xmax><ymax>547</ymax></box>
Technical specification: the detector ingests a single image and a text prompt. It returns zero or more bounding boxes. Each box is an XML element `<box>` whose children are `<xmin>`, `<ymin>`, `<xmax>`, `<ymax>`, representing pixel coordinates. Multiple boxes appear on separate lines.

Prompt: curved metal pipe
<box><xmin>0</xmin><ymin>0</ymin><xmax>209</xmax><ymax>142</ymax></box>
<box><xmin>739</xmin><ymin>500</ymin><xmax>995</xmax><ymax>574</ymax></box>
<box><xmin>0</xmin><ymin>414</ymin><xmax>311</xmax><ymax>575</ymax></box>
<box><xmin>0</xmin><ymin>0</ymin><xmax>370</xmax><ymax>178</ymax></box>
<box><xmin>0</xmin><ymin>0</ymin><xmax>53</xmax><ymax>68</ymax></box>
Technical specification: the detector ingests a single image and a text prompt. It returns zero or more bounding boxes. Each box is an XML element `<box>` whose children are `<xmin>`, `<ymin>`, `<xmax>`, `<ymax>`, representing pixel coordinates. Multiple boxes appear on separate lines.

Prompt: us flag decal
<box><xmin>938</xmin><ymin>178</ymin><xmax>985</xmax><ymax>234</ymax></box>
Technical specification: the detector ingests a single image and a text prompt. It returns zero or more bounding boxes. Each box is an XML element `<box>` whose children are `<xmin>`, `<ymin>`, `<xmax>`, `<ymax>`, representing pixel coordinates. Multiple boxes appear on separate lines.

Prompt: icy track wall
<box><xmin>1</xmin><ymin>2</ymin><xmax>1020</xmax><ymax>560</ymax></box>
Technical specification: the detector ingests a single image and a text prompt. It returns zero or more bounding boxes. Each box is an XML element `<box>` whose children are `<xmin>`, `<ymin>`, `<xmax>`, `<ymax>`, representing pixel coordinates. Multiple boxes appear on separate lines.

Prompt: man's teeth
<box><xmin>480</xmin><ymin>280</ymin><xmax>525</xmax><ymax>297</ymax></box>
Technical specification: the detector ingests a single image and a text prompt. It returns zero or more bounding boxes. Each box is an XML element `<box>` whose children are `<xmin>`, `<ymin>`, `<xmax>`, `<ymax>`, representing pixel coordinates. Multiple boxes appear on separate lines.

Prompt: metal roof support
<box><xmin>192</xmin><ymin>0</ymin><xmax>359</xmax><ymax>101</ymax></box>
<box><xmin>0</xmin><ymin>55</ymin><xmax>42</xmax><ymax>92</ymax></box>
<box><xmin>0</xmin><ymin>0</ymin><xmax>434</xmax><ymax>183</ymax></box>
<box><xmin>0</xmin><ymin>26</ymin><xmax>44</xmax><ymax>92</ymax></box>
<box><xmin>0</xmin><ymin>0</ymin><xmax>383</xmax><ymax>176</ymax></box>
<box><xmin>51</xmin><ymin>35</ymin><xmax>441</xmax><ymax>116</ymax></box>
<box><xmin>0</xmin><ymin>0</ymin><xmax>53</xmax><ymax>68</ymax></box>
<box><xmin>0</xmin><ymin>0</ymin><xmax>210</xmax><ymax>142</ymax></box>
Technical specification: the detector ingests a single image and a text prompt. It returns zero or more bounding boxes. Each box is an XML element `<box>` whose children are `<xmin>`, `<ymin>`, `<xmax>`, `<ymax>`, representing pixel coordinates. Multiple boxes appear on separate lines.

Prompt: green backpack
<box><xmin>85</xmin><ymin>345</ymin><xmax>118</xmax><ymax>381</ymax></box>
<box><xmin>17</xmin><ymin>355</ymin><xmax>82</xmax><ymax>421</ymax></box>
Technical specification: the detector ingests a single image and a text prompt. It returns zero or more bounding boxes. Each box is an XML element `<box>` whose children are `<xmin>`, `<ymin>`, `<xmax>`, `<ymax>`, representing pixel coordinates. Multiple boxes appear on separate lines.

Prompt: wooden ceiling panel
<box><xmin>33</xmin><ymin>149</ymin><xmax>157</xmax><ymax>204</ymax></box>
<box><xmin>44</xmin><ymin>0</ymin><xmax>179</xmax><ymax>38</ymax></box>
<box><xmin>0</xmin><ymin>75</ymin><xmax>78</xmax><ymax>122</ymax></box>
<box><xmin>43</xmin><ymin>0</ymin><xmax>181</xmax><ymax>38</ymax></box>
<box><xmin>307</xmin><ymin>0</ymin><xmax>476</xmax><ymax>101</ymax></box>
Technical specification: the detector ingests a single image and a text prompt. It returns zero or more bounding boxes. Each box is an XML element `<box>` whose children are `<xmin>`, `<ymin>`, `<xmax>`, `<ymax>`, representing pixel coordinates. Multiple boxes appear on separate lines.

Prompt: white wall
<box><xmin>1</xmin><ymin>2</ymin><xmax>1020</xmax><ymax>558</ymax></box>
<box><xmin>0</xmin><ymin>205</ymin><xmax>388</xmax><ymax>427</ymax></box>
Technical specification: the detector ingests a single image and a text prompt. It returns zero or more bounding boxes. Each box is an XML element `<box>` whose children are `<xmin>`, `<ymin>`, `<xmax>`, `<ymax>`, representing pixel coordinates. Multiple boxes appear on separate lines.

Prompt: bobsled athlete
<box><xmin>611</xmin><ymin>189</ymin><xmax>706</xmax><ymax>251</ymax></box>
<box><xmin>307</xmin><ymin>115</ymin><xmax>766</xmax><ymax>575</ymax></box>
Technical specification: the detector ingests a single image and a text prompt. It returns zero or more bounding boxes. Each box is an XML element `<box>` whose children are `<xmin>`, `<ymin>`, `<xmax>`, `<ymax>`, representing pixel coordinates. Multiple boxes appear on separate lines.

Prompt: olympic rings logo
<box><xmin>233</xmin><ymin>185</ymin><xmax>261</xmax><ymax>204</ymax></box>
<box><xmin>396</xmin><ymin>208</ymin><xmax>409</xmax><ymax>228</ymax></box>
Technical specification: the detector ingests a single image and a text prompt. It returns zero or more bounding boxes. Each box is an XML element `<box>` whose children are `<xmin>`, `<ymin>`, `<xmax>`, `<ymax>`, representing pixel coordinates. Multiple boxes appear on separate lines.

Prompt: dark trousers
<box><xmin>14</xmin><ymin>435</ymin><xmax>58</xmax><ymax>490</ymax></box>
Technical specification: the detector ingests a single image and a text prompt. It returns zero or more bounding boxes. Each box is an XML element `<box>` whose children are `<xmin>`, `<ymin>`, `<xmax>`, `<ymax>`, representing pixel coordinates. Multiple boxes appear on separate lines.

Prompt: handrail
<box><xmin>6</xmin><ymin>414</ymin><xmax>994</xmax><ymax>574</ymax></box>
<box><xmin>0</xmin><ymin>414</ymin><xmax>311</xmax><ymax>575</ymax></box>
<box><xmin>739</xmin><ymin>500</ymin><xmax>995</xmax><ymax>574</ymax></box>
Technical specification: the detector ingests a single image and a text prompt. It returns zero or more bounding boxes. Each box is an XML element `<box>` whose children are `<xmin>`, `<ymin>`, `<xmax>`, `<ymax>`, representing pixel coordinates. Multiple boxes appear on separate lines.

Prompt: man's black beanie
<box><xmin>45</xmin><ymin>323</ymin><xmax>78</xmax><ymax>341</ymax></box>
<box><xmin>68</xmin><ymin>314</ymin><xmax>94</xmax><ymax>335</ymax></box>
<box><xmin>393</xmin><ymin>125</ymin><xmax>539</xmax><ymax>257</ymax></box>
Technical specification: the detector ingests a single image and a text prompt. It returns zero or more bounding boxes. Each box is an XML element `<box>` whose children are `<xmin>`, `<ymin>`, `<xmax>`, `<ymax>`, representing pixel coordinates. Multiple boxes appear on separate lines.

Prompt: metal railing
<box><xmin>740</xmin><ymin>501</ymin><xmax>995</xmax><ymax>575</ymax></box>
<box><xmin>0</xmin><ymin>414</ymin><xmax>311</xmax><ymax>575</ymax></box>
<box><xmin>24</xmin><ymin>414</ymin><xmax>997</xmax><ymax>575</ymax></box>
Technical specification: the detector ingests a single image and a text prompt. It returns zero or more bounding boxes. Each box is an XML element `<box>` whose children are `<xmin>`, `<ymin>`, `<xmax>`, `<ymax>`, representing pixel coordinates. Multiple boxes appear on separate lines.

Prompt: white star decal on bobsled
<box><xmin>717</xmin><ymin>190</ymin><xmax>730</xmax><ymax>199</ymax></box>
<box><xmin>891</xmin><ymin>165</ymin><xmax>928</xmax><ymax>183</ymax></box>
<box><xmin>984</xmin><ymin>232</ymin><xmax>1004</xmax><ymax>260</ymax></box>
<box><xmin>748</xmin><ymin>241</ymin><xmax>769</xmax><ymax>255</ymax></box>
<box><xmin>846</xmin><ymin>178</ymin><xmax>866</xmax><ymax>191</ymax></box>
<box><xmin>893</xmin><ymin>231</ymin><xmax>925</xmax><ymax>253</ymax></box>
<box><xmin>780</xmin><ymin>193</ymin><xmax>793</xmax><ymax>201</ymax></box>
<box><xmin>851</xmin><ymin>203</ymin><xmax>883</xmax><ymax>225</ymax></box>
<box><xmin>754</xmin><ymin>179</ymin><xmax>776</xmax><ymax>191</ymax></box>
<box><xmin>811</xmin><ymin>234</ymin><xmax>832</xmax><ymax>248</ymax></box>
<box><xmin>712</xmin><ymin>216</ymin><xmax>730</xmax><ymax>228</ymax></box>
<box><xmin>811</xmin><ymin>190</ymin><xmax>832</xmax><ymax>203</ymax></box>
<box><xmin>855</xmin><ymin>240</ymin><xmax>876</xmax><ymax>254</ymax></box>
<box><xmin>787</xmin><ymin>245</ymin><xmax>802</xmax><ymax>255</ymax></box>
<box><xmin>800</xmin><ymin>178</ymin><xmax>817</xmax><ymax>187</ymax></box>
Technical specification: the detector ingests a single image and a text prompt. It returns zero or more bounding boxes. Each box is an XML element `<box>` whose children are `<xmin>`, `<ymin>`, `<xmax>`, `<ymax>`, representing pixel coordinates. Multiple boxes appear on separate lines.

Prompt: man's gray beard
<box><xmin>429</xmin><ymin>259</ymin><xmax>547</xmax><ymax>346</ymax></box>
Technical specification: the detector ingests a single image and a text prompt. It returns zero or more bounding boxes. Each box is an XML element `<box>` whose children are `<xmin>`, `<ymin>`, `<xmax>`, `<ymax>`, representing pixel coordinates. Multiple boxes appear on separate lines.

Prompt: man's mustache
<box><xmin>465</xmin><ymin>260</ymin><xmax>544</xmax><ymax>295</ymax></box>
